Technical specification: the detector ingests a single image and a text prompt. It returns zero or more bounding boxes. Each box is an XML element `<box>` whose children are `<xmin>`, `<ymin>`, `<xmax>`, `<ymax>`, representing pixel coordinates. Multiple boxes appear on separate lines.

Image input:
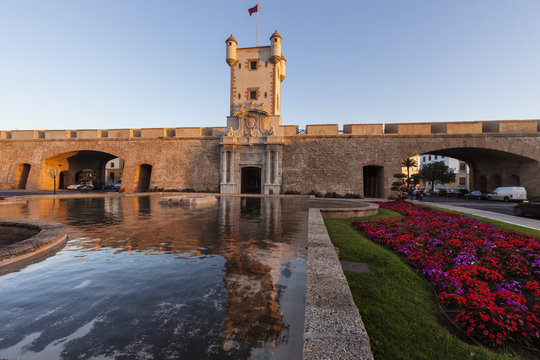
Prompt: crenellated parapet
<box><xmin>0</xmin><ymin>127</ymin><xmax>227</xmax><ymax>140</ymax></box>
<box><xmin>2</xmin><ymin>119</ymin><xmax>538</xmax><ymax>141</ymax></box>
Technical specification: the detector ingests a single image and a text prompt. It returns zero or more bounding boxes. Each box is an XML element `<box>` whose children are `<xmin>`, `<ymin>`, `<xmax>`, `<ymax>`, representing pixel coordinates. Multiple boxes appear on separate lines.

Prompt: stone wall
<box><xmin>281</xmin><ymin>133</ymin><xmax>540</xmax><ymax>197</ymax></box>
<box><xmin>0</xmin><ymin>138</ymin><xmax>221</xmax><ymax>193</ymax></box>
<box><xmin>1</xmin><ymin>121</ymin><xmax>539</xmax><ymax>197</ymax></box>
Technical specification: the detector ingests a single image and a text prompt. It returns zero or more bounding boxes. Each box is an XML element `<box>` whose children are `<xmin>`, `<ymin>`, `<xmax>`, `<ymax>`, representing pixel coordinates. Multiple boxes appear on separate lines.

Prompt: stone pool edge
<box><xmin>303</xmin><ymin>203</ymin><xmax>378</xmax><ymax>360</ymax></box>
<box><xmin>0</xmin><ymin>219</ymin><xmax>68</xmax><ymax>269</ymax></box>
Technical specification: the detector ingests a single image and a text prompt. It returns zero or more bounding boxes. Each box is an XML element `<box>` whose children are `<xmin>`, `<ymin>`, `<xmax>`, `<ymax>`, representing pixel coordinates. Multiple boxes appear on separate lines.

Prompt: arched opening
<box><xmin>416</xmin><ymin>154</ymin><xmax>470</xmax><ymax>190</ymax></box>
<box><xmin>58</xmin><ymin>170</ymin><xmax>70</xmax><ymax>189</ymax></box>
<box><xmin>14</xmin><ymin>163</ymin><xmax>31</xmax><ymax>189</ymax></box>
<box><xmin>241</xmin><ymin>167</ymin><xmax>261</xmax><ymax>194</ymax></box>
<box><xmin>42</xmin><ymin>151</ymin><xmax>124</xmax><ymax>191</ymax></box>
<box><xmin>135</xmin><ymin>164</ymin><xmax>152</xmax><ymax>192</ymax></box>
<box><xmin>477</xmin><ymin>176</ymin><xmax>487</xmax><ymax>192</ymax></box>
<box><xmin>489</xmin><ymin>175</ymin><xmax>502</xmax><ymax>191</ymax></box>
<box><xmin>508</xmin><ymin>174</ymin><xmax>520</xmax><ymax>186</ymax></box>
<box><xmin>409</xmin><ymin>147</ymin><xmax>540</xmax><ymax>196</ymax></box>
<box><xmin>363</xmin><ymin>165</ymin><xmax>384</xmax><ymax>198</ymax></box>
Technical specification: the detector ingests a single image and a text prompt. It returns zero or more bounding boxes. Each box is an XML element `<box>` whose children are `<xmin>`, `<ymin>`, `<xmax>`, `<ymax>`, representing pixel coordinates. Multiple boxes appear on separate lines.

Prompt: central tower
<box><xmin>226</xmin><ymin>31</ymin><xmax>285</xmax><ymax>116</ymax></box>
<box><xmin>220</xmin><ymin>31</ymin><xmax>287</xmax><ymax>194</ymax></box>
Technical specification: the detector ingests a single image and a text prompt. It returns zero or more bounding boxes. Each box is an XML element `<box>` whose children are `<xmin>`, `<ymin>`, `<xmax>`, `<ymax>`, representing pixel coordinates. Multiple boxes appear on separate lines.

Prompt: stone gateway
<box><xmin>1</xmin><ymin>32</ymin><xmax>539</xmax><ymax>197</ymax></box>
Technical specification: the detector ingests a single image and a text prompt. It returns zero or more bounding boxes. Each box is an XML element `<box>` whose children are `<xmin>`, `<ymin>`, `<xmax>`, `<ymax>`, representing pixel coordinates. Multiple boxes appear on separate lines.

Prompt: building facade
<box><xmin>220</xmin><ymin>31</ymin><xmax>287</xmax><ymax>194</ymax></box>
<box><xmin>0</xmin><ymin>31</ymin><xmax>539</xmax><ymax>198</ymax></box>
<box><xmin>419</xmin><ymin>155</ymin><xmax>470</xmax><ymax>189</ymax></box>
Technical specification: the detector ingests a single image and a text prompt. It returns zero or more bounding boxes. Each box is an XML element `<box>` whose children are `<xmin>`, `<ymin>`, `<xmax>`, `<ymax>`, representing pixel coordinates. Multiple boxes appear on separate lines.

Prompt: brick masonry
<box><xmin>0</xmin><ymin>130</ymin><xmax>539</xmax><ymax>197</ymax></box>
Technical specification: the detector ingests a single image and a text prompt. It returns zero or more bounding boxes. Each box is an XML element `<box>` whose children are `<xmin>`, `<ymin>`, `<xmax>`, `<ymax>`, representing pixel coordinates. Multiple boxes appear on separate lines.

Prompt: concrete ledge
<box><xmin>320</xmin><ymin>203</ymin><xmax>379</xmax><ymax>219</ymax></box>
<box><xmin>303</xmin><ymin>208</ymin><xmax>374</xmax><ymax>360</ymax></box>
<box><xmin>0</xmin><ymin>219</ymin><xmax>68</xmax><ymax>271</ymax></box>
<box><xmin>0</xmin><ymin>199</ymin><xmax>28</xmax><ymax>206</ymax></box>
<box><xmin>159</xmin><ymin>195</ymin><xmax>218</xmax><ymax>207</ymax></box>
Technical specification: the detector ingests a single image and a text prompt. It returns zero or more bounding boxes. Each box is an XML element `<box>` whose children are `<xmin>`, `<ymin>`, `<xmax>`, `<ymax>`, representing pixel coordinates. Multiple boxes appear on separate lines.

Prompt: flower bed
<box><xmin>353</xmin><ymin>202</ymin><xmax>539</xmax><ymax>348</ymax></box>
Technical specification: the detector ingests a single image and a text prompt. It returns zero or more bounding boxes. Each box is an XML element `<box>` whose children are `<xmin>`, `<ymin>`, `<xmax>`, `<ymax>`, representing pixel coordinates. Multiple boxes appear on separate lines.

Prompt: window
<box><xmin>249</xmin><ymin>90</ymin><xmax>257</xmax><ymax>100</ymax></box>
<box><xmin>459</xmin><ymin>177</ymin><xmax>466</xmax><ymax>186</ymax></box>
<box><xmin>422</xmin><ymin>156</ymin><xmax>426</xmax><ymax>162</ymax></box>
<box><xmin>428</xmin><ymin>155</ymin><xmax>431</xmax><ymax>161</ymax></box>
<box><xmin>250</xmin><ymin>61</ymin><xmax>257</xmax><ymax>70</ymax></box>
<box><xmin>435</xmin><ymin>155</ymin><xmax>438</xmax><ymax>159</ymax></box>
<box><xmin>460</xmin><ymin>163</ymin><xmax>466</xmax><ymax>171</ymax></box>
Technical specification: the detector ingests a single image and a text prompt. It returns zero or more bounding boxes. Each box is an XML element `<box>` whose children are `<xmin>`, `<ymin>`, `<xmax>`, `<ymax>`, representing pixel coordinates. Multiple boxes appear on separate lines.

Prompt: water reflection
<box><xmin>0</xmin><ymin>195</ymin><xmax>307</xmax><ymax>359</ymax></box>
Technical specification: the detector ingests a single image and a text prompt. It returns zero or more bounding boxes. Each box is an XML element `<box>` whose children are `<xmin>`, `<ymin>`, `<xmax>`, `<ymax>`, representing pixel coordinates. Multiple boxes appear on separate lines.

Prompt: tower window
<box><xmin>249</xmin><ymin>90</ymin><xmax>257</xmax><ymax>100</ymax></box>
<box><xmin>250</xmin><ymin>61</ymin><xmax>257</xmax><ymax>70</ymax></box>
<box><xmin>238</xmin><ymin>93</ymin><xmax>241</xmax><ymax>99</ymax></box>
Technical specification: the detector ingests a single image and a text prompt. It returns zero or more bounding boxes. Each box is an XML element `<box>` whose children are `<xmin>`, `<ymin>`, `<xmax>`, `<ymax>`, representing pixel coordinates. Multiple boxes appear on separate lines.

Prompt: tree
<box><xmin>390</xmin><ymin>173</ymin><xmax>408</xmax><ymax>200</ymax></box>
<box><xmin>418</xmin><ymin>161</ymin><xmax>456</xmax><ymax>191</ymax></box>
<box><xmin>79</xmin><ymin>169</ymin><xmax>97</xmax><ymax>184</ymax></box>
<box><xmin>401</xmin><ymin>157</ymin><xmax>418</xmax><ymax>187</ymax></box>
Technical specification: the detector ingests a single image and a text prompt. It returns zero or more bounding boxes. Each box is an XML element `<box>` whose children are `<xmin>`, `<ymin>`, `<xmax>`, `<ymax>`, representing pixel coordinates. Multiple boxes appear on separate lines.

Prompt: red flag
<box><xmin>248</xmin><ymin>4</ymin><xmax>258</xmax><ymax>16</ymax></box>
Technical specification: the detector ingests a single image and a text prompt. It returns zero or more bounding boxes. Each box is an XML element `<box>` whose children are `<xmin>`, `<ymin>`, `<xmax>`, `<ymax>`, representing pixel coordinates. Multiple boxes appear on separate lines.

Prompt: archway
<box><xmin>488</xmin><ymin>175</ymin><xmax>502</xmax><ymax>191</ymax></box>
<box><xmin>14</xmin><ymin>163</ymin><xmax>31</xmax><ymax>189</ymax></box>
<box><xmin>508</xmin><ymin>175</ymin><xmax>520</xmax><ymax>186</ymax></box>
<box><xmin>41</xmin><ymin>150</ymin><xmax>124</xmax><ymax>191</ymax></box>
<box><xmin>363</xmin><ymin>165</ymin><xmax>384</xmax><ymax>198</ymax></box>
<box><xmin>407</xmin><ymin>147</ymin><xmax>539</xmax><ymax>196</ymax></box>
<box><xmin>58</xmin><ymin>171</ymin><xmax>69</xmax><ymax>189</ymax></box>
<box><xmin>241</xmin><ymin>167</ymin><xmax>261</xmax><ymax>194</ymax></box>
<box><xmin>135</xmin><ymin>164</ymin><xmax>152</xmax><ymax>192</ymax></box>
<box><xmin>477</xmin><ymin>176</ymin><xmax>487</xmax><ymax>192</ymax></box>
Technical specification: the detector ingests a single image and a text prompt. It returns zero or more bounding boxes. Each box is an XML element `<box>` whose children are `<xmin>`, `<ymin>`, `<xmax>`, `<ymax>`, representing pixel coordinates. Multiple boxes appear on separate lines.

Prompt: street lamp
<box><xmin>49</xmin><ymin>168</ymin><xmax>58</xmax><ymax>194</ymax></box>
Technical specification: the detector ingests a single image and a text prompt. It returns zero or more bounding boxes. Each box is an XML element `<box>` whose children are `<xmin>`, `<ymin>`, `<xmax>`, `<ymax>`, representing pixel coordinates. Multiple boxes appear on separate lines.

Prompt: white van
<box><xmin>487</xmin><ymin>187</ymin><xmax>527</xmax><ymax>202</ymax></box>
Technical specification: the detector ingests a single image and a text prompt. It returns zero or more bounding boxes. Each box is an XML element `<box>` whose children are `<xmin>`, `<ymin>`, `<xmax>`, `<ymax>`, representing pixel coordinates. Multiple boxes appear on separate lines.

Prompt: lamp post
<box><xmin>50</xmin><ymin>169</ymin><xmax>58</xmax><ymax>194</ymax></box>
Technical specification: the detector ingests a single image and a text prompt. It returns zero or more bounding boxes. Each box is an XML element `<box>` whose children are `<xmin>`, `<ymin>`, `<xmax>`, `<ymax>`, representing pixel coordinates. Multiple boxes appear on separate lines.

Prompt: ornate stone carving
<box><xmin>227</xmin><ymin>101</ymin><xmax>274</xmax><ymax>138</ymax></box>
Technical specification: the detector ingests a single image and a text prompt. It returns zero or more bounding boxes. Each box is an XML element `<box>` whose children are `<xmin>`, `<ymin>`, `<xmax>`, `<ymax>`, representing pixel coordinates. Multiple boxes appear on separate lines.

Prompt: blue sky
<box><xmin>1</xmin><ymin>0</ymin><xmax>539</xmax><ymax>130</ymax></box>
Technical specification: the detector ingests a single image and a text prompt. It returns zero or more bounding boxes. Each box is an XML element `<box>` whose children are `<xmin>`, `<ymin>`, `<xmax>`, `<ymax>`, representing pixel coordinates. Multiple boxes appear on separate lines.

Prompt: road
<box><xmin>418</xmin><ymin>195</ymin><xmax>535</xmax><ymax>217</ymax></box>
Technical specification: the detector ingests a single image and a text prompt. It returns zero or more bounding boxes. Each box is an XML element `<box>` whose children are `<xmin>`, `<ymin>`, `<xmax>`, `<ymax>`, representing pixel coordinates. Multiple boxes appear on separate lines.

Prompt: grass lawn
<box><xmin>325</xmin><ymin>208</ymin><xmax>518</xmax><ymax>360</ymax></box>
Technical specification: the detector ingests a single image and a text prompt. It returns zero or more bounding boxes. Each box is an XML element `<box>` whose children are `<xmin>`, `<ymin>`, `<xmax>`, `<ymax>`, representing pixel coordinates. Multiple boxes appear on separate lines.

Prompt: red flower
<box><xmin>354</xmin><ymin>201</ymin><xmax>540</xmax><ymax>346</ymax></box>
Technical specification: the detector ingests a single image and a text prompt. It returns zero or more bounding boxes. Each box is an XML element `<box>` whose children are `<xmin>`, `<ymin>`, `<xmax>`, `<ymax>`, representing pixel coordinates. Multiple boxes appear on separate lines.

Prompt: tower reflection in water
<box><xmin>0</xmin><ymin>195</ymin><xmax>307</xmax><ymax>359</ymax></box>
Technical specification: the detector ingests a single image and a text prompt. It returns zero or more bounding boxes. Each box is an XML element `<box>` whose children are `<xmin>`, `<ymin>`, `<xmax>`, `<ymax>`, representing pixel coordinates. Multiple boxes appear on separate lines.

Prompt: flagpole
<box><xmin>257</xmin><ymin>2</ymin><xmax>259</xmax><ymax>47</ymax></box>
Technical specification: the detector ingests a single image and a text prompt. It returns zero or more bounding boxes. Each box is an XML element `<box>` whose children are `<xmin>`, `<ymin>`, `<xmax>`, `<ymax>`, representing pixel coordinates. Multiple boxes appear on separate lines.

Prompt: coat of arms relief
<box><xmin>227</xmin><ymin>101</ymin><xmax>275</xmax><ymax>138</ymax></box>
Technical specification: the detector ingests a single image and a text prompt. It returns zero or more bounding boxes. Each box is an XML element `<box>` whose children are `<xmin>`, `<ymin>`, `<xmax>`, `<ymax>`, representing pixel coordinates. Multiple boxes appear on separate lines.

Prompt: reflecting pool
<box><xmin>0</xmin><ymin>196</ymin><xmax>308</xmax><ymax>359</ymax></box>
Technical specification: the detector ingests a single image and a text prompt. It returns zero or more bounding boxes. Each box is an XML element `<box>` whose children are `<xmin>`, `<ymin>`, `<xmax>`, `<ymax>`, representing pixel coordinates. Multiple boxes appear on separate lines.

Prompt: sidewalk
<box><xmin>412</xmin><ymin>200</ymin><xmax>540</xmax><ymax>231</ymax></box>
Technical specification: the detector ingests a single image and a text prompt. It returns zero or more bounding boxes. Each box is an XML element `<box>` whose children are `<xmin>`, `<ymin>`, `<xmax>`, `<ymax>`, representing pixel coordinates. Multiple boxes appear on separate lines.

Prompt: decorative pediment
<box><xmin>227</xmin><ymin>101</ymin><xmax>275</xmax><ymax>138</ymax></box>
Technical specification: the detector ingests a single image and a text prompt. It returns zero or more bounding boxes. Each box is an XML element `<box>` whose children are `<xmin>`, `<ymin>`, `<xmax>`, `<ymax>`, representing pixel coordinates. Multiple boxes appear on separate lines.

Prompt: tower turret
<box><xmin>269</xmin><ymin>30</ymin><xmax>282</xmax><ymax>64</ymax></box>
<box><xmin>225</xmin><ymin>34</ymin><xmax>238</xmax><ymax>67</ymax></box>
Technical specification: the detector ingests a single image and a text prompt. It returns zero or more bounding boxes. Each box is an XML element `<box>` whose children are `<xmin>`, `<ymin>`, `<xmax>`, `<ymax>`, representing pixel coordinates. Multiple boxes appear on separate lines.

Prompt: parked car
<box><xmin>513</xmin><ymin>198</ymin><xmax>540</xmax><ymax>217</ymax></box>
<box><xmin>114</xmin><ymin>182</ymin><xmax>122</xmax><ymax>190</ymax></box>
<box><xmin>437</xmin><ymin>189</ymin><xmax>448</xmax><ymax>197</ymax></box>
<box><xmin>464</xmin><ymin>190</ymin><xmax>487</xmax><ymax>200</ymax></box>
<box><xmin>446</xmin><ymin>189</ymin><xmax>469</xmax><ymax>198</ymax></box>
<box><xmin>66</xmin><ymin>182</ymin><xmax>94</xmax><ymax>191</ymax></box>
<box><xmin>486</xmin><ymin>186</ymin><xmax>527</xmax><ymax>202</ymax></box>
<box><xmin>101</xmin><ymin>182</ymin><xmax>116</xmax><ymax>190</ymax></box>
<box><xmin>66</xmin><ymin>182</ymin><xmax>83</xmax><ymax>190</ymax></box>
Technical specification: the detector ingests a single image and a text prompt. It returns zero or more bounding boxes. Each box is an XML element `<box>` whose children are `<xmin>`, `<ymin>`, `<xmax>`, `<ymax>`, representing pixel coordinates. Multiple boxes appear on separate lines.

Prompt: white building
<box><xmin>419</xmin><ymin>155</ymin><xmax>469</xmax><ymax>189</ymax></box>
